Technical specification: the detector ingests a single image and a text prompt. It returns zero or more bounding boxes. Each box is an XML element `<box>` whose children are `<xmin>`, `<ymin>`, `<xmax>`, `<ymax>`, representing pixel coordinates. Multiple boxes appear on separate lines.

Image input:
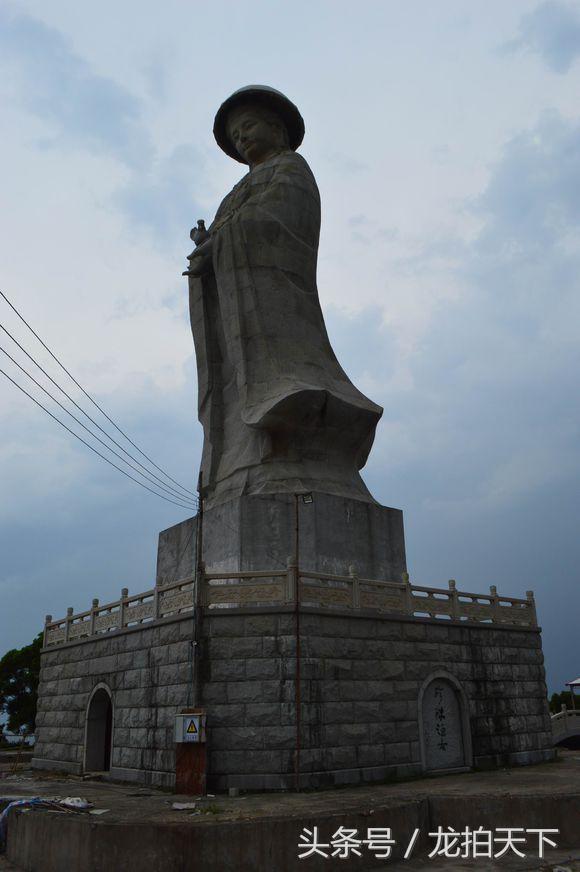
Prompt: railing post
<box><xmin>349</xmin><ymin>565</ymin><xmax>360</xmax><ymax>610</ymax></box>
<box><xmin>120</xmin><ymin>588</ymin><xmax>128</xmax><ymax>629</ymax></box>
<box><xmin>489</xmin><ymin>585</ymin><xmax>499</xmax><ymax>623</ymax></box>
<box><xmin>526</xmin><ymin>590</ymin><xmax>537</xmax><ymax>627</ymax></box>
<box><xmin>44</xmin><ymin>614</ymin><xmax>52</xmax><ymax>647</ymax></box>
<box><xmin>90</xmin><ymin>598</ymin><xmax>99</xmax><ymax>636</ymax></box>
<box><xmin>403</xmin><ymin>572</ymin><xmax>413</xmax><ymax>615</ymax></box>
<box><xmin>65</xmin><ymin>607</ymin><xmax>73</xmax><ymax>642</ymax></box>
<box><xmin>448</xmin><ymin>579</ymin><xmax>460</xmax><ymax>619</ymax></box>
<box><xmin>286</xmin><ymin>556</ymin><xmax>297</xmax><ymax>604</ymax></box>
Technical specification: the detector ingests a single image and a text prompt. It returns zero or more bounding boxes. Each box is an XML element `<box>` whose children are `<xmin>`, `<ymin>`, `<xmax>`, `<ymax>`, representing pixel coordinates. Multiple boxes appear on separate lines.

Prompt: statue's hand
<box><xmin>183</xmin><ymin>236</ymin><xmax>213</xmax><ymax>277</ymax></box>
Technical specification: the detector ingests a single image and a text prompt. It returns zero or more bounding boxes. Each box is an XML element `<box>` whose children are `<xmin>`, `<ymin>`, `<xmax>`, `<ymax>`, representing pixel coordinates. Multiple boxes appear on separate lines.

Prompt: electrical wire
<box><xmin>0</xmin><ymin>343</ymin><xmax>198</xmax><ymax>510</ymax></box>
<box><xmin>0</xmin><ymin>317</ymin><xmax>197</xmax><ymax>506</ymax></box>
<box><xmin>0</xmin><ymin>289</ymin><xmax>198</xmax><ymax>500</ymax></box>
<box><xmin>0</xmin><ymin>366</ymin><xmax>197</xmax><ymax>512</ymax></box>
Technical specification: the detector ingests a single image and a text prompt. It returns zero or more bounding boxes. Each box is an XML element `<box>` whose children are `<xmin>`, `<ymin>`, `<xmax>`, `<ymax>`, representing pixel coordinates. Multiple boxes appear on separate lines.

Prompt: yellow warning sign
<box><xmin>176</xmin><ymin>713</ymin><xmax>205</xmax><ymax>743</ymax></box>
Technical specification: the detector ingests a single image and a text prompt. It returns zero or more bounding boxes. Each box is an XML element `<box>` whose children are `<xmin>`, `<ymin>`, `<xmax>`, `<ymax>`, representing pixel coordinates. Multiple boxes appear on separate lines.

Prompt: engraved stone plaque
<box><xmin>125</xmin><ymin>601</ymin><xmax>155</xmax><ymax>623</ymax></box>
<box><xmin>422</xmin><ymin>679</ymin><xmax>466</xmax><ymax>771</ymax></box>
<box><xmin>158</xmin><ymin>590</ymin><xmax>192</xmax><ymax>615</ymax></box>
<box><xmin>46</xmin><ymin>626</ymin><xmax>65</xmax><ymax>645</ymax></box>
<box><xmin>69</xmin><ymin>621</ymin><xmax>90</xmax><ymax>640</ymax></box>
<box><xmin>300</xmin><ymin>583</ymin><xmax>352</xmax><ymax>608</ymax></box>
<box><xmin>461</xmin><ymin>601</ymin><xmax>494</xmax><ymax>621</ymax></box>
<box><xmin>360</xmin><ymin>584</ymin><xmax>405</xmax><ymax>612</ymax></box>
<box><xmin>95</xmin><ymin>612</ymin><xmax>121</xmax><ymax>632</ymax></box>
<box><xmin>207</xmin><ymin>582</ymin><xmax>284</xmax><ymax>607</ymax></box>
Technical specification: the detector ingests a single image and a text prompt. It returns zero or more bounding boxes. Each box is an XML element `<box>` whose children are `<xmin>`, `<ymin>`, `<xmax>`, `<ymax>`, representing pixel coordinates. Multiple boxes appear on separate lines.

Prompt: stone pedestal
<box><xmin>156</xmin><ymin>516</ymin><xmax>197</xmax><ymax>587</ymax></box>
<box><xmin>32</xmin><ymin>607</ymin><xmax>555</xmax><ymax>791</ymax></box>
<box><xmin>156</xmin><ymin>492</ymin><xmax>407</xmax><ymax>584</ymax></box>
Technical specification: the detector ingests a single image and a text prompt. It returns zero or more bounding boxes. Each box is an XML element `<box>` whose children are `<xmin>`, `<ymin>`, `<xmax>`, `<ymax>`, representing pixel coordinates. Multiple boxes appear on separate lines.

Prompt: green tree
<box><xmin>0</xmin><ymin>633</ymin><xmax>42</xmax><ymax>734</ymax></box>
<box><xmin>549</xmin><ymin>691</ymin><xmax>575</xmax><ymax>714</ymax></box>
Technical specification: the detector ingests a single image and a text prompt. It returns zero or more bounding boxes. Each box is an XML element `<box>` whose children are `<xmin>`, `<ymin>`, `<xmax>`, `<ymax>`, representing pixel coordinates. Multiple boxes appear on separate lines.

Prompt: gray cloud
<box><xmin>0</xmin><ymin>8</ymin><xmax>210</xmax><ymax>242</ymax></box>
<box><xmin>2</xmin><ymin>5</ymin><xmax>578</xmax><ymax>695</ymax></box>
<box><xmin>0</xmin><ymin>8</ymin><xmax>153</xmax><ymax>167</ymax></box>
<box><xmin>140</xmin><ymin>44</ymin><xmax>174</xmax><ymax>105</ymax></box>
<box><xmin>114</xmin><ymin>144</ymin><xmax>208</xmax><ymax>245</ymax></box>
<box><xmin>329</xmin><ymin>110</ymin><xmax>580</xmax><ymax>693</ymax></box>
<box><xmin>325</xmin><ymin>304</ymin><xmax>396</xmax><ymax>385</ymax></box>
<box><xmin>0</xmin><ymin>360</ymin><xmax>201</xmax><ymax>652</ymax></box>
<box><xmin>324</xmin><ymin>151</ymin><xmax>368</xmax><ymax>174</ymax></box>
<box><xmin>346</xmin><ymin>214</ymin><xmax>399</xmax><ymax>246</ymax></box>
<box><xmin>502</xmin><ymin>1</ymin><xmax>580</xmax><ymax>73</ymax></box>
<box><xmin>475</xmin><ymin>111</ymin><xmax>580</xmax><ymax>247</ymax></box>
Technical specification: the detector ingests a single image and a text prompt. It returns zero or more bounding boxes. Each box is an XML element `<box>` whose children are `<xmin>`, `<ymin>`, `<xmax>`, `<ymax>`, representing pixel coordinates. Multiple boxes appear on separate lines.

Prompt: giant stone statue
<box><xmin>178</xmin><ymin>86</ymin><xmax>406</xmax><ymax>579</ymax></box>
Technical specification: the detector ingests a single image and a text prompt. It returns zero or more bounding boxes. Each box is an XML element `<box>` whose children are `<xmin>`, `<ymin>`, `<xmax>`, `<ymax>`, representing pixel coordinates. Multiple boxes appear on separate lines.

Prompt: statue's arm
<box><xmin>184</xmin><ymin>238</ymin><xmax>213</xmax><ymax>277</ymax></box>
<box><xmin>183</xmin><ymin>184</ymin><xmax>244</xmax><ymax>277</ymax></box>
<box><xmin>184</xmin><ymin>157</ymin><xmax>317</xmax><ymax>278</ymax></box>
<box><xmin>183</xmin><ymin>219</ymin><xmax>214</xmax><ymax>277</ymax></box>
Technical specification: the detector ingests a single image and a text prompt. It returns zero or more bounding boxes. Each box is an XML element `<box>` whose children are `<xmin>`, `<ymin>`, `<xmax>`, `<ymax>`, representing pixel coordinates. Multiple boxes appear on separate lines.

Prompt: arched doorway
<box><xmin>418</xmin><ymin>671</ymin><xmax>472</xmax><ymax>773</ymax></box>
<box><xmin>84</xmin><ymin>685</ymin><xmax>113</xmax><ymax>772</ymax></box>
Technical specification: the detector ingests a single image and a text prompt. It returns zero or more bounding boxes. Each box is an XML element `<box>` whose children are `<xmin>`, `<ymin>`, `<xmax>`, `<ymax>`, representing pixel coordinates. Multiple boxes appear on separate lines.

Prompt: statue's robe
<box><xmin>189</xmin><ymin>150</ymin><xmax>382</xmax><ymax>506</ymax></box>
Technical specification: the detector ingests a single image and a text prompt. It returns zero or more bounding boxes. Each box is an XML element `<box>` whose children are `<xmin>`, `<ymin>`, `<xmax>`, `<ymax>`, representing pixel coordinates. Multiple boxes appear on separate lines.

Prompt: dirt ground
<box><xmin>2</xmin><ymin>750</ymin><xmax>579</xmax><ymax>825</ymax></box>
<box><xmin>1</xmin><ymin>750</ymin><xmax>580</xmax><ymax>870</ymax></box>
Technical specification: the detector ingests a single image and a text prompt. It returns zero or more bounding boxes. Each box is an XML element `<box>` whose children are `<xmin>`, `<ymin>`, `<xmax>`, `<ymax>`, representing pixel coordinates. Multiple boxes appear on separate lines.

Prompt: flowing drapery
<box><xmin>189</xmin><ymin>151</ymin><xmax>382</xmax><ymax>505</ymax></box>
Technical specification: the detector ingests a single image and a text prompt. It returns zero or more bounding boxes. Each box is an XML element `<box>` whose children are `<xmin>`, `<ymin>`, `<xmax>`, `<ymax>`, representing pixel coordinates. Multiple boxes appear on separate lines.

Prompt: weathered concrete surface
<box><xmin>0</xmin><ymin>752</ymin><xmax>33</xmax><ymax>766</ymax></box>
<box><xmin>401</xmin><ymin>853</ymin><xmax>580</xmax><ymax>871</ymax></box>
<box><xmin>156</xmin><ymin>517</ymin><xmax>197</xmax><ymax>587</ymax></box>
<box><xmin>204</xmin><ymin>493</ymin><xmax>406</xmax><ymax>578</ymax></box>
<box><xmin>7</xmin><ymin>851</ymin><xmax>580</xmax><ymax>871</ymax></box>
<box><xmin>157</xmin><ymin>493</ymin><xmax>407</xmax><ymax>579</ymax></box>
<box><xmin>32</xmin><ymin>608</ymin><xmax>553</xmax><ymax>790</ymax></box>
<box><xmin>0</xmin><ymin>857</ymin><xmax>25</xmax><ymax>871</ymax></box>
<box><xmin>3</xmin><ymin>752</ymin><xmax>580</xmax><ymax>870</ymax></box>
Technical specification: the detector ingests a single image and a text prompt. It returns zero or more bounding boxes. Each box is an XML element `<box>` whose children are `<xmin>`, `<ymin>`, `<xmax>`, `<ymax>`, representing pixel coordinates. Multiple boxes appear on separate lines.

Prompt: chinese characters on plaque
<box><xmin>422</xmin><ymin>679</ymin><xmax>466</xmax><ymax>770</ymax></box>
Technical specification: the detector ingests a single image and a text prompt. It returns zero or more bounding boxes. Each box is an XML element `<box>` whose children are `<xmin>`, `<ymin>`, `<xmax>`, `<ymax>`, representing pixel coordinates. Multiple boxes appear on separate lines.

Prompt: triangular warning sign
<box><xmin>186</xmin><ymin>720</ymin><xmax>197</xmax><ymax>734</ymax></box>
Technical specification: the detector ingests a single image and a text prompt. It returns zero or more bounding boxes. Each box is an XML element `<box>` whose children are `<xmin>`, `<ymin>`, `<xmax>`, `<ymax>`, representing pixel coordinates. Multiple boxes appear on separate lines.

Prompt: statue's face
<box><xmin>227</xmin><ymin>105</ymin><xmax>284</xmax><ymax>166</ymax></box>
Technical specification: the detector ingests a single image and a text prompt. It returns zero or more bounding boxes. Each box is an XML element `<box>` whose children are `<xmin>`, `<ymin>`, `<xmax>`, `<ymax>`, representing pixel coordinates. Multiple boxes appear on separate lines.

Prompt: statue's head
<box><xmin>214</xmin><ymin>85</ymin><xmax>305</xmax><ymax>166</ymax></box>
<box><xmin>226</xmin><ymin>103</ymin><xmax>289</xmax><ymax>167</ymax></box>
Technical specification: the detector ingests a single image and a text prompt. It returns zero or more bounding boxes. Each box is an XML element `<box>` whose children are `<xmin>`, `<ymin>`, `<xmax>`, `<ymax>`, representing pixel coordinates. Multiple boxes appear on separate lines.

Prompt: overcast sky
<box><xmin>1</xmin><ymin>1</ymin><xmax>579</xmax><ymax>692</ymax></box>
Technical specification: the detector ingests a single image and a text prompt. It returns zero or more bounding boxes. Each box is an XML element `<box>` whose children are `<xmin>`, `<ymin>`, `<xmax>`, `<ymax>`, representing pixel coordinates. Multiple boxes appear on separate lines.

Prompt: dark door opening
<box><xmin>85</xmin><ymin>688</ymin><xmax>113</xmax><ymax>771</ymax></box>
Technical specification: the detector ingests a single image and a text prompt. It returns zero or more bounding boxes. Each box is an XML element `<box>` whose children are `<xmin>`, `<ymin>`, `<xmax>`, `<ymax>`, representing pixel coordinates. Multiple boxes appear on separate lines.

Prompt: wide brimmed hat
<box><xmin>213</xmin><ymin>85</ymin><xmax>305</xmax><ymax>163</ymax></box>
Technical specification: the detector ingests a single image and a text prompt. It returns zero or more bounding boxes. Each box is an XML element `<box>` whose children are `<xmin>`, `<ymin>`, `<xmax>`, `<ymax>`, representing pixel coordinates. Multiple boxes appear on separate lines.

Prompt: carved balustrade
<box><xmin>43</xmin><ymin>567</ymin><xmax>538</xmax><ymax>647</ymax></box>
<box><xmin>551</xmin><ymin>706</ymin><xmax>580</xmax><ymax>738</ymax></box>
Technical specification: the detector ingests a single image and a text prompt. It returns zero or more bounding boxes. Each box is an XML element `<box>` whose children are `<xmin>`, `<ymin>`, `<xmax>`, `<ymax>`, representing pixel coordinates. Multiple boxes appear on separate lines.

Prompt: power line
<box><xmin>0</xmin><ymin>366</ymin><xmax>197</xmax><ymax>512</ymax></box>
<box><xmin>0</xmin><ymin>343</ymin><xmax>198</xmax><ymax>510</ymax></box>
<box><xmin>0</xmin><ymin>317</ymin><xmax>197</xmax><ymax>506</ymax></box>
<box><xmin>0</xmin><ymin>289</ymin><xmax>198</xmax><ymax>500</ymax></box>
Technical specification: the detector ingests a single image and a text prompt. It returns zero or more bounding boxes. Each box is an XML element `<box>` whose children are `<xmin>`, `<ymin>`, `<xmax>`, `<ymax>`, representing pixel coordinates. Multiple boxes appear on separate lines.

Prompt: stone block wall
<box><xmin>33</xmin><ymin>608</ymin><xmax>554</xmax><ymax>790</ymax></box>
<box><xmin>33</xmin><ymin>617</ymin><xmax>196</xmax><ymax>788</ymax></box>
<box><xmin>201</xmin><ymin>609</ymin><xmax>553</xmax><ymax>789</ymax></box>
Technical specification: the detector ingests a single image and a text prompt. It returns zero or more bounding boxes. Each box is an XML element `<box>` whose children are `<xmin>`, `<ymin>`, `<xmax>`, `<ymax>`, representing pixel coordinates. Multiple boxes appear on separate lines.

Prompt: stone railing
<box><xmin>43</xmin><ymin>567</ymin><xmax>537</xmax><ymax>647</ymax></box>
<box><xmin>551</xmin><ymin>706</ymin><xmax>580</xmax><ymax>739</ymax></box>
<box><xmin>44</xmin><ymin>577</ymin><xmax>195</xmax><ymax>647</ymax></box>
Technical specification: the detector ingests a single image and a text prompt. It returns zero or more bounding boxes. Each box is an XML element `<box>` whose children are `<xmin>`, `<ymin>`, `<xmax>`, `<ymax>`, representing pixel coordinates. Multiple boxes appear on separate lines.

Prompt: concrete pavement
<box><xmin>1</xmin><ymin>749</ymin><xmax>579</xmax><ymax>870</ymax></box>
